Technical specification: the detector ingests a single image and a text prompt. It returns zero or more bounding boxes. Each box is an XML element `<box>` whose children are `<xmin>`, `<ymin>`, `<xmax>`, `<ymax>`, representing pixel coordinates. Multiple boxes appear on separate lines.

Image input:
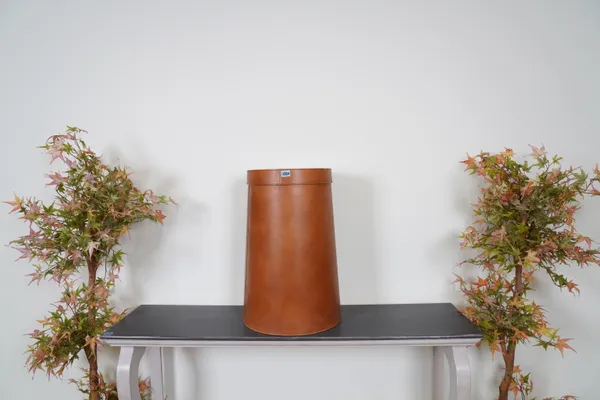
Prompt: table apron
<box><xmin>103</xmin><ymin>338</ymin><xmax>480</xmax><ymax>348</ymax></box>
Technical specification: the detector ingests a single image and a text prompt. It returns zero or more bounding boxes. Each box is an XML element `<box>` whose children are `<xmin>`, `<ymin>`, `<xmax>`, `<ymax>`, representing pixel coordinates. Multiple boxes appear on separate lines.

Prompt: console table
<box><xmin>101</xmin><ymin>303</ymin><xmax>482</xmax><ymax>400</ymax></box>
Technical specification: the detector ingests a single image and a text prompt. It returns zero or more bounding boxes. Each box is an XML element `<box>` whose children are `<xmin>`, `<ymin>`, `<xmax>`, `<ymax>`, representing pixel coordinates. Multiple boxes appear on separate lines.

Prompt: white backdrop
<box><xmin>2</xmin><ymin>1</ymin><xmax>600</xmax><ymax>399</ymax></box>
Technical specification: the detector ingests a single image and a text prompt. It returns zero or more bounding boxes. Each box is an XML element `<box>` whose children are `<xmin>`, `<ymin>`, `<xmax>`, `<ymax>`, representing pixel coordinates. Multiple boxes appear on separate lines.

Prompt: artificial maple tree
<box><xmin>456</xmin><ymin>146</ymin><xmax>600</xmax><ymax>400</ymax></box>
<box><xmin>6</xmin><ymin>127</ymin><xmax>173</xmax><ymax>400</ymax></box>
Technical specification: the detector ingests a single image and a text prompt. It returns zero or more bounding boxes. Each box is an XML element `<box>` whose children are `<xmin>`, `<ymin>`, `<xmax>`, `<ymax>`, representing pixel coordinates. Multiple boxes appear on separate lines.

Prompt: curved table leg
<box><xmin>147</xmin><ymin>347</ymin><xmax>165</xmax><ymax>400</ymax></box>
<box><xmin>433</xmin><ymin>346</ymin><xmax>471</xmax><ymax>400</ymax></box>
<box><xmin>117</xmin><ymin>346</ymin><xmax>146</xmax><ymax>400</ymax></box>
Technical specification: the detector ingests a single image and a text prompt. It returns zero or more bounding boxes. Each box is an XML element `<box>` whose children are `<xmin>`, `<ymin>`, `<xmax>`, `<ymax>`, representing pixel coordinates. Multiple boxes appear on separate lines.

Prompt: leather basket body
<box><xmin>243</xmin><ymin>168</ymin><xmax>341</xmax><ymax>336</ymax></box>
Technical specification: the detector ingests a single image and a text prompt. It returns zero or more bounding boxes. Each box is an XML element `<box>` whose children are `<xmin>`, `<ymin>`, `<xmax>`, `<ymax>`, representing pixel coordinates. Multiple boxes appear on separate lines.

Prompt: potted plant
<box><xmin>455</xmin><ymin>146</ymin><xmax>600</xmax><ymax>399</ymax></box>
<box><xmin>6</xmin><ymin>126</ymin><xmax>174</xmax><ymax>399</ymax></box>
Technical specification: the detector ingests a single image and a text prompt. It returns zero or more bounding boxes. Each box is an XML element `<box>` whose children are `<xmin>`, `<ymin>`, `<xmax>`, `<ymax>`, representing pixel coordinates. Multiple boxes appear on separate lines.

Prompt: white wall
<box><xmin>2</xmin><ymin>1</ymin><xmax>600</xmax><ymax>399</ymax></box>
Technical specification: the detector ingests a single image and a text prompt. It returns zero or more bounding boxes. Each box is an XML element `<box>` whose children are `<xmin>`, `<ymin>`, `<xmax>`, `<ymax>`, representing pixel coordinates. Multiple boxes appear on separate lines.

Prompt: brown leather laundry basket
<box><xmin>243</xmin><ymin>168</ymin><xmax>341</xmax><ymax>336</ymax></box>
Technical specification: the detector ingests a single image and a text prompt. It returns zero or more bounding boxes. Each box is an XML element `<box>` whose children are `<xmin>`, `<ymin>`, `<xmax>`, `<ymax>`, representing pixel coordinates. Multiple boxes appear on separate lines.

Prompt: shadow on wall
<box><xmin>517</xmin><ymin>196</ymin><xmax>600</xmax><ymax>395</ymax></box>
<box><xmin>229</xmin><ymin>176</ymin><xmax>247</xmax><ymax>304</ymax></box>
<box><xmin>332</xmin><ymin>174</ymin><xmax>379</xmax><ymax>304</ymax></box>
<box><xmin>96</xmin><ymin>144</ymin><xmax>204</xmax><ymax>399</ymax></box>
<box><xmin>427</xmin><ymin>166</ymin><xmax>482</xmax><ymax>306</ymax></box>
<box><xmin>102</xmin><ymin>144</ymin><xmax>183</xmax><ymax>308</ymax></box>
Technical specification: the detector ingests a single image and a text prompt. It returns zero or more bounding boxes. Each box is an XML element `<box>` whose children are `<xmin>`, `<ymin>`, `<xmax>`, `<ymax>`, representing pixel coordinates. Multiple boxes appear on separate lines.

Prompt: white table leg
<box><xmin>433</xmin><ymin>347</ymin><xmax>445</xmax><ymax>400</ymax></box>
<box><xmin>117</xmin><ymin>346</ymin><xmax>146</xmax><ymax>400</ymax></box>
<box><xmin>433</xmin><ymin>346</ymin><xmax>471</xmax><ymax>400</ymax></box>
<box><xmin>147</xmin><ymin>347</ymin><xmax>165</xmax><ymax>400</ymax></box>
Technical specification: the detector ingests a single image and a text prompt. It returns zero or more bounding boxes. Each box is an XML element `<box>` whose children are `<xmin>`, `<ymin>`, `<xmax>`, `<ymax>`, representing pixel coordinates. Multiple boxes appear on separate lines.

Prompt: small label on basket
<box><xmin>281</xmin><ymin>170</ymin><xmax>291</xmax><ymax>177</ymax></box>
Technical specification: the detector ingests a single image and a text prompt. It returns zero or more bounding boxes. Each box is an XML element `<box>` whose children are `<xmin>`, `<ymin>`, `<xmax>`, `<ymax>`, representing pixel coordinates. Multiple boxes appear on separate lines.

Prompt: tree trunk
<box><xmin>87</xmin><ymin>260</ymin><xmax>100</xmax><ymax>400</ymax></box>
<box><xmin>498</xmin><ymin>264</ymin><xmax>524</xmax><ymax>400</ymax></box>
<box><xmin>85</xmin><ymin>344</ymin><xmax>100</xmax><ymax>400</ymax></box>
<box><xmin>498</xmin><ymin>343</ymin><xmax>516</xmax><ymax>400</ymax></box>
<box><xmin>515</xmin><ymin>264</ymin><xmax>524</xmax><ymax>296</ymax></box>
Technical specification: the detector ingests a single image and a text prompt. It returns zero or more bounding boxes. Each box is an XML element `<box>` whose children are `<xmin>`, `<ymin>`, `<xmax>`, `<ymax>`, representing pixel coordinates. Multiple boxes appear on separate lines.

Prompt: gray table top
<box><xmin>100</xmin><ymin>303</ymin><xmax>482</xmax><ymax>345</ymax></box>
